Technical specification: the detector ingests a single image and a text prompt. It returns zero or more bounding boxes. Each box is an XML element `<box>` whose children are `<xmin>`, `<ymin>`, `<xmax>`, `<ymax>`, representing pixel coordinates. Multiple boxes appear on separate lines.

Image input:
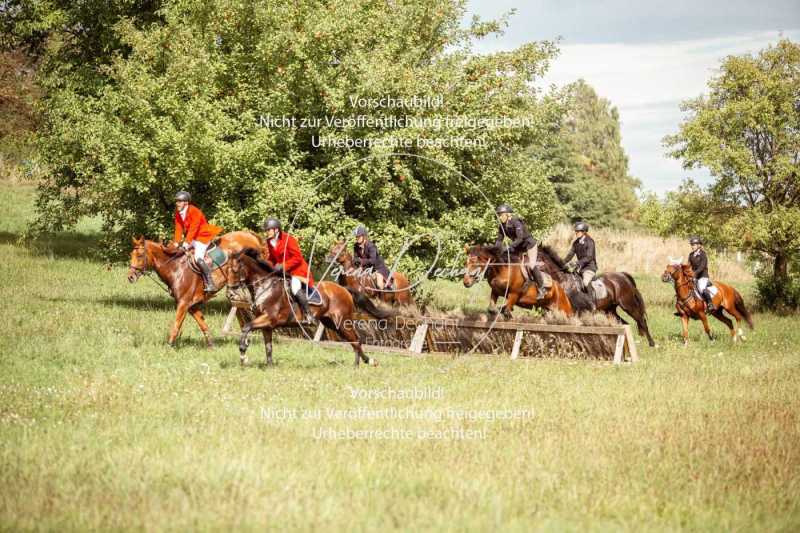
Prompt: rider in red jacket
<box><xmin>173</xmin><ymin>191</ymin><xmax>222</xmax><ymax>292</ymax></box>
<box><xmin>262</xmin><ymin>218</ymin><xmax>314</xmax><ymax>322</ymax></box>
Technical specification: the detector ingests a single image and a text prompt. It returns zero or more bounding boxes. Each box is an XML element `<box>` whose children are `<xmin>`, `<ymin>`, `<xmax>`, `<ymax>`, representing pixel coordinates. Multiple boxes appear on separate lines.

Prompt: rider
<box><xmin>352</xmin><ymin>226</ymin><xmax>391</xmax><ymax>291</ymax></box>
<box><xmin>173</xmin><ymin>191</ymin><xmax>222</xmax><ymax>292</ymax></box>
<box><xmin>494</xmin><ymin>204</ymin><xmax>547</xmax><ymax>300</ymax></box>
<box><xmin>262</xmin><ymin>217</ymin><xmax>315</xmax><ymax>323</ymax></box>
<box><xmin>689</xmin><ymin>236</ymin><xmax>715</xmax><ymax>311</ymax></box>
<box><xmin>563</xmin><ymin>221</ymin><xmax>597</xmax><ymax>299</ymax></box>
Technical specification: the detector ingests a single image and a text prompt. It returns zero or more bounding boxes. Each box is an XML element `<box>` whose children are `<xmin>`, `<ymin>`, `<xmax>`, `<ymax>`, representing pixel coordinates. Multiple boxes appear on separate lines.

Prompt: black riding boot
<box><xmin>584</xmin><ymin>279</ymin><xmax>596</xmax><ymax>311</ymax></box>
<box><xmin>532</xmin><ymin>266</ymin><xmax>547</xmax><ymax>300</ymax></box>
<box><xmin>293</xmin><ymin>290</ymin><xmax>316</xmax><ymax>324</ymax></box>
<box><xmin>198</xmin><ymin>260</ymin><xmax>217</xmax><ymax>292</ymax></box>
<box><xmin>703</xmin><ymin>290</ymin><xmax>715</xmax><ymax>312</ymax></box>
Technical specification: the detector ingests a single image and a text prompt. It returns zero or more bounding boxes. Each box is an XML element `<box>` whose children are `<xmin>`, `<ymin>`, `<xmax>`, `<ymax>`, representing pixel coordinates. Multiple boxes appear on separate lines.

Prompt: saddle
<box><xmin>519</xmin><ymin>253</ymin><xmax>552</xmax><ymax>288</ymax></box>
<box><xmin>188</xmin><ymin>242</ymin><xmax>228</xmax><ymax>273</ymax></box>
<box><xmin>291</xmin><ymin>280</ymin><xmax>324</xmax><ymax>306</ymax></box>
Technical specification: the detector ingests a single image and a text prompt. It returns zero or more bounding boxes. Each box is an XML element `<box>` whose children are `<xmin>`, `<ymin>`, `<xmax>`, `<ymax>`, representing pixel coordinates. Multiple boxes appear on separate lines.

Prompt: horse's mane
<box><xmin>239</xmin><ymin>247</ymin><xmax>275</xmax><ymax>274</ymax></box>
<box><xmin>538</xmin><ymin>245</ymin><xmax>566</xmax><ymax>269</ymax></box>
<box><xmin>469</xmin><ymin>243</ymin><xmax>565</xmax><ymax>268</ymax></box>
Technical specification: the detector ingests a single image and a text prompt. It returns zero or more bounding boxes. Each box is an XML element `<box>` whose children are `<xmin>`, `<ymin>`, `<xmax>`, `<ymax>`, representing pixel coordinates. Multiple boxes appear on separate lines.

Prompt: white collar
<box><xmin>270</xmin><ymin>230</ymin><xmax>280</xmax><ymax>247</ymax></box>
<box><xmin>179</xmin><ymin>205</ymin><xmax>188</xmax><ymax>220</ymax></box>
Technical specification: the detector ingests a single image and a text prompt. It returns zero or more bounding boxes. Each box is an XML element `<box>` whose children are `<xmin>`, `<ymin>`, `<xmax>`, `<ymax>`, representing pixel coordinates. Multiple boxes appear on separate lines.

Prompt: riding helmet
<box><xmin>174</xmin><ymin>191</ymin><xmax>191</xmax><ymax>202</ymax></box>
<box><xmin>495</xmin><ymin>204</ymin><xmax>513</xmax><ymax>215</ymax></box>
<box><xmin>689</xmin><ymin>236</ymin><xmax>703</xmax><ymax>245</ymax></box>
<box><xmin>353</xmin><ymin>226</ymin><xmax>368</xmax><ymax>237</ymax></box>
<box><xmin>574</xmin><ymin>221</ymin><xmax>589</xmax><ymax>232</ymax></box>
<box><xmin>263</xmin><ymin>217</ymin><xmax>281</xmax><ymax>231</ymax></box>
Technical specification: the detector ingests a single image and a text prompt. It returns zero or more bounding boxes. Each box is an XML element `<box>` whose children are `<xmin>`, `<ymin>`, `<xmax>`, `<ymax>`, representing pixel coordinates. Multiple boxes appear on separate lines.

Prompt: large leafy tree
<box><xmin>665</xmin><ymin>39</ymin><xmax>800</xmax><ymax>300</ymax></box>
<box><xmin>551</xmin><ymin>79</ymin><xmax>640</xmax><ymax>227</ymax></box>
<box><xmin>4</xmin><ymin>0</ymin><xmax>564</xmax><ymax>275</ymax></box>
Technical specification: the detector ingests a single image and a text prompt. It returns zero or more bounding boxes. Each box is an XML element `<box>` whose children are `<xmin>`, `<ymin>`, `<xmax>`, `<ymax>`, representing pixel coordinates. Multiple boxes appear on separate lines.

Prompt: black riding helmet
<box><xmin>263</xmin><ymin>218</ymin><xmax>281</xmax><ymax>231</ymax></box>
<box><xmin>353</xmin><ymin>226</ymin><xmax>368</xmax><ymax>237</ymax></box>
<box><xmin>574</xmin><ymin>221</ymin><xmax>589</xmax><ymax>232</ymax></box>
<box><xmin>495</xmin><ymin>204</ymin><xmax>513</xmax><ymax>215</ymax></box>
<box><xmin>689</xmin><ymin>236</ymin><xmax>703</xmax><ymax>245</ymax></box>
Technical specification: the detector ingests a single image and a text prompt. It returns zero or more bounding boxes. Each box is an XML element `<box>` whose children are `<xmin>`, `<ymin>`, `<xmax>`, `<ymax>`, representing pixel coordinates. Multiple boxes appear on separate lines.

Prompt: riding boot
<box><xmin>293</xmin><ymin>290</ymin><xmax>316</xmax><ymax>324</ymax></box>
<box><xmin>532</xmin><ymin>266</ymin><xmax>547</xmax><ymax>300</ymax></box>
<box><xmin>198</xmin><ymin>260</ymin><xmax>217</xmax><ymax>292</ymax></box>
<box><xmin>584</xmin><ymin>281</ymin><xmax>596</xmax><ymax>311</ymax></box>
<box><xmin>703</xmin><ymin>290</ymin><xmax>715</xmax><ymax>312</ymax></box>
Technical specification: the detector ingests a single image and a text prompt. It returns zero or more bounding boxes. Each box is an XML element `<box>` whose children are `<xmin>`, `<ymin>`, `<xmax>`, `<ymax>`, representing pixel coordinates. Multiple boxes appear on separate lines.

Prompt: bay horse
<box><xmin>661</xmin><ymin>259</ymin><xmax>753</xmax><ymax>345</ymax></box>
<box><xmin>463</xmin><ymin>244</ymin><xmax>589</xmax><ymax>319</ymax></box>
<box><xmin>127</xmin><ymin>231</ymin><xmax>262</xmax><ymax>346</ymax></box>
<box><xmin>544</xmin><ymin>249</ymin><xmax>655</xmax><ymax>347</ymax></box>
<box><xmin>326</xmin><ymin>239</ymin><xmax>414</xmax><ymax>307</ymax></box>
<box><xmin>229</xmin><ymin>248</ymin><xmax>395</xmax><ymax>367</ymax></box>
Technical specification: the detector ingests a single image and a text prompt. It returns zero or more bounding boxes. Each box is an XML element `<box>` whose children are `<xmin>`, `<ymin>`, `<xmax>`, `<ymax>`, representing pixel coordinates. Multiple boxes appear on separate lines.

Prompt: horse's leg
<box><xmin>723</xmin><ymin>296</ymin><xmax>747</xmax><ymax>341</ymax></box>
<box><xmin>189</xmin><ymin>305</ymin><xmax>214</xmax><ymax>348</ymax></box>
<box><xmin>487</xmin><ymin>292</ymin><xmax>499</xmax><ymax>316</ymax></box>
<box><xmin>681</xmin><ymin>314</ymin><xmax>690</xmax><ymax>346</ymax></box>
<box><xmin>338</xmin><ymin>320</ymin><xmax>371</xmax><ymax>367</ymax></box>
<box><xmin>699</xmin><ymin>312</ymin><xmax>714</xmax><ymax>341</ymax></box>
<box><xmin>711</xmin><ymin>309</ymin><xmax>736</xmax><ymax>342</ymax></box>
<box><xmin>262</xmin><ymin>328</ymin><xmax>274</xmax><ymax>366</ymax></box>
<box><xmin>168</xmin><ymin>301</ymin><xmax>190</xmax><ymax>346</ymax></box>
<box><xmin>617</xmin><ymin>293</ymin><xmax>656</xmax><ymax>347</ymax></box>
<box><xmin>608</xmin><ymin>306</ymin><xmax>628</xmax><ymax>325</ymax></box>
<box><xmin>502</xmin><ymin>292</ymin><xmax>520</xmax><ymax>320</ymax></box>
<box><xmin>239</xmin><ymin>314</ymin><xmax>274</xmax><ymax>366</ymax></box>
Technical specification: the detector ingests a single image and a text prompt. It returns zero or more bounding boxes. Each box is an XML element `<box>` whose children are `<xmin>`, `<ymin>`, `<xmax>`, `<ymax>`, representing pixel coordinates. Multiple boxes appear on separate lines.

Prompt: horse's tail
<box><xmin>622</xmin><ymin>272</ymin><xmax>638</xmax><ymax>288</ymax></box>
<box><xmin>620</xmin><ymin>272</ymin><xmax>648</xmax><ymax>328</ymax></box>
<box><xmin>733</xmin><ymin>289</ymin><xmax>754</xmax><ymax>329</ymax></box>
<box><xmin>346</xmin><ymin>288</ymin><xmax>396</xmax><ymax>319</ymax></box>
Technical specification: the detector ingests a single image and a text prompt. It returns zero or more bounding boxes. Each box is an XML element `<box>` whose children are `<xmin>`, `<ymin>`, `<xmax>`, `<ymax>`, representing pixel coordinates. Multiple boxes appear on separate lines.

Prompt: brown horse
<box><xmin>463</xmin><ymin>244</ymin><xmax>587</xmax><ymax>318</ymax></box>
<box><xmin>127</xmin><ymin>231</ymin><xmax>262</xmax><ymax>346</ymax></box>
<box><xmin>661</xmin><ymin>260</ymin><xmax>754</xmax><ymax>345</ymax></box>
<box><xmin>544</xmin><ymin>250</ymin><xmax>655</xmax><ymax>346</ymax></box>
<box><xmin>229</xmin><ymin>248</ymin><xmax>395</xmax><ymax>367</ymax></box>
<box><xmin>326</xmin><ymin>239</ymin><xmax>414</xmax><ymax>307</ymax></box>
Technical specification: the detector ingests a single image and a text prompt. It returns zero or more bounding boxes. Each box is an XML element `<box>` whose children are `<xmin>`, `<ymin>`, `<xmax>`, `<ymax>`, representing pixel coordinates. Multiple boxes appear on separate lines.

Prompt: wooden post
<box><xmin>623</xmin><ymin>325</ymin><xmax>639</xmax><ymax>363</ymax></box>
<box><xmin>510</xmin><ymin>329</ymin><xmax>524</xmax><ymax>360</ymax></box>
<box><xmin>409</xmin><ymin>323</ymin><xmax>429</xmax><ymax>354</ymax></box>
<box><xmin>613</xmin><ymin>333</ymin><xmax>626</xmax><ymax>365</ymax></box>
<box><xmin>313</xmin><ymin>322</ymin><xmax>326</xmax><ymax>342</ymax></box>
<box><xmin>222</xmin><ymin>306</ymin><xmax>239</xmax><ymax>335</ymax></box>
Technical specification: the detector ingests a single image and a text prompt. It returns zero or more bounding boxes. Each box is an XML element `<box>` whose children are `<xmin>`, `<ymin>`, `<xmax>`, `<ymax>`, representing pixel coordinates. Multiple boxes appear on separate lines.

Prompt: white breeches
<box><xmin>697</xmin><ymin>277</ymin><xmax>710</xmax><ymax>292</ymax></box>
<box><xmin>290</xmin><ymin>276</ymin><xmax>303</xmax><ymax>295</ymax></box>
<box><xmin>192</xmin><ymin>240</ymin><xmax>208</xmax><ymax>261</ymax></box>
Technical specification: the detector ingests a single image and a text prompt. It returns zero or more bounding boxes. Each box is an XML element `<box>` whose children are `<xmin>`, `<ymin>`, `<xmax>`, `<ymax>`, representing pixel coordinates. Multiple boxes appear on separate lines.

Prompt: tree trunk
<box><xmin>774</xmin><ymin>252</ymin><xmax>788</xmax><ymax>282</ymax></box>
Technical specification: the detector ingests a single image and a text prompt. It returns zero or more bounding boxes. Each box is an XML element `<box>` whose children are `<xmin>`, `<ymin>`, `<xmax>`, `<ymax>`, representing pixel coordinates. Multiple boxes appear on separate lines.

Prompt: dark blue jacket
<box><xmin>564</xmin><ymin>235</ymin><xmax>597</xmax><ymax>273</ymax></box>
<box><xmin>495</xmin><ymin>217</ymin><xmax>537</xmax><ymax>254</ymax></box>
<box><xmin>354</xmin><ymin>240</ymin><xmax>390</xmax><ymax>278</ymax></box>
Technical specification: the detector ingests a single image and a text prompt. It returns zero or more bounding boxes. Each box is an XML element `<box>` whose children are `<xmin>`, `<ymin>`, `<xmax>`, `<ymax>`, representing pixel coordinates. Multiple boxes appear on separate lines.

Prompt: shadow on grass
<box><xmin>1</xmin><ymin>230</ymin><xmax>105</xmax><ymax>261</ymax></box>
<box><xmin>41</xmin><ymin>294</ymin><xmax>233</xmax><ymax>314</ymax></box>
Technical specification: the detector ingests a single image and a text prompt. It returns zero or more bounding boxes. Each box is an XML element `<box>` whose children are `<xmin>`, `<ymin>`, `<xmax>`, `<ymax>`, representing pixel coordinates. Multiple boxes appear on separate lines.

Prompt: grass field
<box><xmin>1</xmin><ymin>182</ymin><xmax>799</xmax><ymax>531</ymax></box>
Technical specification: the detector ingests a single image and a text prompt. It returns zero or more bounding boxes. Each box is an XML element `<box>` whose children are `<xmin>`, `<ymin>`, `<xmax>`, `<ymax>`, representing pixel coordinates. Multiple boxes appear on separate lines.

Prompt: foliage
<box><xmin>4</xmin><ymin>0</ymin><xmax>563</xmax><ymax>277</ymax></box>
<box><xmin>664</xmin><ymin>39</ymin><xmax>800</xmax><ymax>306</ymax></box>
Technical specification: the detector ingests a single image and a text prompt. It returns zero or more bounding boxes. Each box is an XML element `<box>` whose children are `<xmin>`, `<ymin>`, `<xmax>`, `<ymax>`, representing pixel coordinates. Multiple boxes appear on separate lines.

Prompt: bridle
<box><xmin>666</xmin><ymin>265</ymin><xmax>698</xmax><ymax>307</ymax></box>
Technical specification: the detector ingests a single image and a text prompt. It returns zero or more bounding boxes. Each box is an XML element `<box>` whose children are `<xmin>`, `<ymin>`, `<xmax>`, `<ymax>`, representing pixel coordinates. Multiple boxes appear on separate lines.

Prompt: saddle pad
<box><xmin>591</xmin><ymin>279</ymin><xmax>607</xmax><ymax>300</ymax></box>
<box><xmin>206</xmin><ymin>244</ymin><xmax>227</xmax><ymax>270</ymax></box>
<box><xmin>294</xmin><ymin>281</ymin><xmax>323</xmax><ymax>306</ymax></box>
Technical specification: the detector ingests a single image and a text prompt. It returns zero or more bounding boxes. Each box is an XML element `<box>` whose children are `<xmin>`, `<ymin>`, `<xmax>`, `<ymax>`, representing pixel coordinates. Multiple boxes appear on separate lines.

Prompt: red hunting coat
<box><xmin>265</xmin><ymin>231</ymin><xmax>314</xmax><ymax>286</ymax></box>
<box><xmin>173</xmin><ymin>205</ymin><xmax>223</xmax><ymax>244</ymax></box>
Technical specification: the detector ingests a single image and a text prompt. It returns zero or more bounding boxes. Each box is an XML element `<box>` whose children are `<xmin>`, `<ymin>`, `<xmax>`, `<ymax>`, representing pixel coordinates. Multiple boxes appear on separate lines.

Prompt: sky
<box><xmin>465</xmin><ymin>0</ymin><xmax>800</xmax><ymax>196</ymax></box>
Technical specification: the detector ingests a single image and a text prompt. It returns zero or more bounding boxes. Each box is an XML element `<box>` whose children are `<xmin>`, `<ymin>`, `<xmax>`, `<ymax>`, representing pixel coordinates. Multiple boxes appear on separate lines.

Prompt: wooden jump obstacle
<box><xmin>221</xmin><ymin>307</ymin><xmax>638</xmax><ymax>364</ymax></box>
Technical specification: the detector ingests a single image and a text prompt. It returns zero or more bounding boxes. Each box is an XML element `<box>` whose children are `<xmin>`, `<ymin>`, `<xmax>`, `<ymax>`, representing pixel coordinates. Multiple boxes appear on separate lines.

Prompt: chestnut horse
<box><xmin>326</xmin><ymin>239</ymin><xmax>414</xmax><ymax>307</ymax></box>
<box><xmin>661</xmin><ymin>260</ymin><xmax>753</xmax><ymax>345</ymax></box>
<box><xmin>463</xmin><ymin>244</ymin><xmax>590</xmax><ymax>318</ymax></box>
<box><xmin>229</xmin><ymin>248</ymin><xmax>395</xmax><ymax>367</ymax></box>
<box><xmin>127</xmin><ymin>231</ymin><xmax>262</xmax><ymax>346</ymax></box>
<box><xmin>544</xmin><ymin>250</ymin><xmax>655</xmax><ymax>346</ymax></box>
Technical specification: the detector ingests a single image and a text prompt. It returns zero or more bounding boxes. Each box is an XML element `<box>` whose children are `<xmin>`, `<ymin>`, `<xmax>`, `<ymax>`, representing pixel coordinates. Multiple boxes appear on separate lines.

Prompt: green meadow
<box><xmin>1</xmin><ymin>183</ymin><xmax>798</xmax><ymax>531</ymax></box>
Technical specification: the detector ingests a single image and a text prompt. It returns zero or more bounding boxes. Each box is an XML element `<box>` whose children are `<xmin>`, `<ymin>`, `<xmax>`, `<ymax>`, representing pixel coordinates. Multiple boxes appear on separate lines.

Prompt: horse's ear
<box><xmin>133</xmin><ymin>235</ymin><xmax>144</xmax><ymax>244</ymax></box>
<box><xmin>464</xmin><ymin>244</ymin><xmax>470</xmax><ymax>253</ymax></box>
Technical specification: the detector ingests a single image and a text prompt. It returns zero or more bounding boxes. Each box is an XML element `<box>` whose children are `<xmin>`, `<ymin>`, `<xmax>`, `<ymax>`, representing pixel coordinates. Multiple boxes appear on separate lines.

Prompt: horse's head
<box><xmin>661</xmin><ymin>257</ymin><xmax>686</xmax><ymax>283</ymax></box>
<box><xmin>326</xmin><ymin>238</ymin><xmax>352</xmax><ymax>266</ymax></box>
<box><xmin>228</xmin><ymin>250</ymin><xmax>248</xmax><ymax>289</ymax></box>
<box><xmin>463</xmin><ymin>245</ymin><xmax>493</xmax><ymax>287</ymax></box>
<box><xmin>127</xmin><ymin>236</ymin><xmax>149</xmax><ymax>283</ymax></box>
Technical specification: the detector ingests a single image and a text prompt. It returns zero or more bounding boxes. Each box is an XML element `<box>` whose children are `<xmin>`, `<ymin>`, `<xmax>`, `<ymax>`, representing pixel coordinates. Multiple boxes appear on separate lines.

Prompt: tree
<box><xmin>554</xmin><ymin>79</ymin><xmax>640</xmax><ymax>227</ymax></box>
<box><xmin>665</xmin><ymin>39</ymin><xmax>800</xmax><ymax>304</ymax></box>
<box><xmin>9</xmin><ymin>0</ymin><xmax>564</xmax><ymax>275</ymax></box>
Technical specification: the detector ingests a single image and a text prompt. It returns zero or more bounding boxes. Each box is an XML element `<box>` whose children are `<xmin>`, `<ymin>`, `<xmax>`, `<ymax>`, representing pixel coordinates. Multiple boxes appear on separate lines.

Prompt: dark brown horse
<box><xmin>229</xmin><ymin>248</ymin><xmax>395</xmax><ymax>367</ymax></box>
<box><xmin>127</xmin><ymin>231</ymin><xmax>262</xmax><ymax>346</ymax></box>
<box><xmin>463</xmin><ymin>244</ymin><xmax>587</xmax><ymax>318</ymax></box>
<box><xmin>662</xmin><ymin>260</ymin><xmax>753</xmax><ymax>345</ymax></box>
<box><xmin>544</xmin><ymin>249</ymin><xmax>655</xmax><ymax>347</ymax></box>
<box><xmin>326</xmin><ymin>239</ymin><xmax>414</xmax><ymax>307</ymax></box>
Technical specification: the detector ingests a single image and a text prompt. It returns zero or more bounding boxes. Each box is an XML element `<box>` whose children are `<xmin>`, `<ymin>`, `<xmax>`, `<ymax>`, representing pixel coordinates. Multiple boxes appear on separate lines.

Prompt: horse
<box><xmin>543</xmin><ymin>249</ymin><xmax>656</xmax><ymax>347</ymax></box>
<box><xmin>127</xmin><ymin>231</ymin><xmax>262</xmax><ymax>346</ymax></box>
<box><xmin>325</xmin><ymin>239</ymin><xmax>414</xmax><ymax>307</ymax></box>
<box><xmin>661</xmin><ymin>259</ymin><xmax>754</xmax><ymax>345</ymax></box>
<box><xmin>463</xmin><ymin>244</ymin><xmax>589</xmax><ymax>319</ymax></box>
<box><xmin>229</xmin><ymin>248</ymin><xmax>395</xmax><ymax>367</ymax></box>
